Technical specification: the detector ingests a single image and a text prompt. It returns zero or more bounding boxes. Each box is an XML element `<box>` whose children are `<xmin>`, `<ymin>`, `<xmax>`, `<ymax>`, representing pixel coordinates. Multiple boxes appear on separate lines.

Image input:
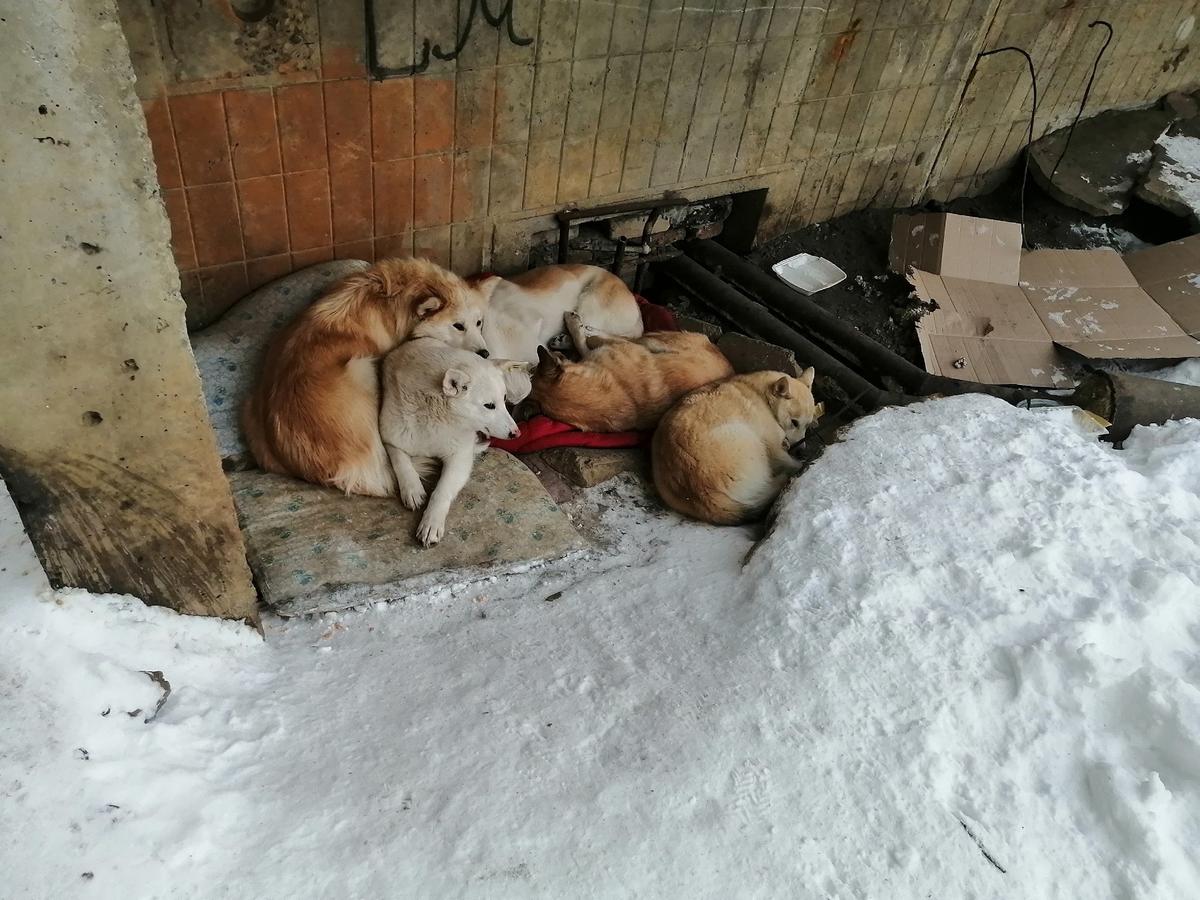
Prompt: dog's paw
<box><xmin>416</xmin><ymin>512</ymin><xmax>445</xmax><ymax>547</ymax></box>
<box><xmin>563</xmin><ymin>310</ymin><xmax>582</xmax><ymax>328</ymax></box>
<box><xmin>399</xmin><ymin>484</ymin><xmax>426</xmax><ymax>511</ymax></box>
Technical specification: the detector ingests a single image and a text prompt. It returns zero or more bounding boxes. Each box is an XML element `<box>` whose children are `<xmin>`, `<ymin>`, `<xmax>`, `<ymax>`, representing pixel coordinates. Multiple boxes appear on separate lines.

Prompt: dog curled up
<box><xmin>480</xmin><ymin>264</ymin><xmax>643</xmax><ymax>364</ymax></box>
<box><xmin>652</xmin><ymin>369</ymin><xmax>824</xmax><ymax>526</ymax></box>
<box><xmin>530</xmin><ymin>314</ymin><xmax>734</xmax><ymax>432</ymax></box>
<box><xmin>241</xmin><ymin>258</ymin><xmax>501</xmax><ymax>497</ymax></box>
<box><xmin>378</xmin><ymin>338</ymin><xmax>521</xmax><ymax>546</ymax></box>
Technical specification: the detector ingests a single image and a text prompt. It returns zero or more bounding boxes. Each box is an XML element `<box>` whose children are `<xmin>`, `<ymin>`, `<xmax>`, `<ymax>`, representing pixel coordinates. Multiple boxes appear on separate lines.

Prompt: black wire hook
<box><xmin>1050</xmin><ymin>21</ymin><xmax>1115</xmax><ymax>180</ymax></box>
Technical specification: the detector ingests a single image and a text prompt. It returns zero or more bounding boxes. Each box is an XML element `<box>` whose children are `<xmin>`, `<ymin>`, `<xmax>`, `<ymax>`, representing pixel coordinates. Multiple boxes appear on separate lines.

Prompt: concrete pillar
<box><xmin>0</xmin><ymin>0</ymin><xmax>258</xmax><ymax>623</ymax></box>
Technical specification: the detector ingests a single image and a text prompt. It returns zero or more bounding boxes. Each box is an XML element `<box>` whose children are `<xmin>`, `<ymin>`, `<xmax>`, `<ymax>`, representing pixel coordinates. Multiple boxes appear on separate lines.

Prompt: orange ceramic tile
<box><xmin>276</xmin><ymin>83</ymin><xmax>328</xmax><ymax>172</ymax></box>
<box><xmin>323</xmin><ymin>43</ymin><xmax>367</xmax><ymax>80</ymax></box>
<box><xmin>179</xmin><ymin>269</ymin><xmax>203</xmax><ymax>308</ymax></box>
<box><xmin>292</xmin><ymin>246</ymin><xmax>335</xmax><ymax>268</ymax></box>
<box><xmin>224</xmin><ymin>89</ymin><xmax>281</xmax><ymax>179</ymax></box>
<box><xmin>237</xmin><ymin>175</ymin><xmax>290</xmax><ymax>258</ymax></box>
<box><xmin>186</xmin><ymin>182</ymin><xmax>243</xmax><ymax>267</ymax></box>
<box><xmin>197</xmin><ymin>262</ymin><xmax>249</xmax><ymax>312</ymax></box>
<box><xmin>373</xmin><ymin>159</ymin><xmax>414</xmax><ymax>236</ymax></box>
<box><xmin>413</xmin><ymin>77</ymin><xmax>455</xmax><ymax>154</ymax></box>
<box><xmin>334</xmin><ymin>240</ymin><xmax>375</xmax><ymax>262</ymax></box>
<box><xmin>413</xmin><ymin>153</ymin><xmax>452</xmax><ymax>229</ymax></box>
<box><xmin>284</xmin><ymin>169</ymin><xmax>333</xmax><ymax>251</ymax></box>
<box><xmin>142</xmin><ymin>97</ymin><xmax>182</xmax><ymax>190</ymax></box>
<box><xmin>161</xmin><ymin>188</ymin><xmax>196</xmax><ymax>270</ymax></box>
<box><xmin>170</xmin><ymin>92</ymin><xmax>232</xmax><ymax>185</ymax></box>
<box><xmin>330</xmin><ymin>163</ymin><xmax>373</xmax><ymax>244</ymax></box>
<box><xmin>324</xmin><ymin>79</ymin><xmax>371</xmax><ymax>168</ymax></box>
<box><xmin>371</xmin><ymin>78</ymin><xmax>414</xmax><ymax>160</ymax></box>
<box><xmin>246</xmin><ymin>253</ymin><xmax>294</xmax><ymax>290</ymax></box>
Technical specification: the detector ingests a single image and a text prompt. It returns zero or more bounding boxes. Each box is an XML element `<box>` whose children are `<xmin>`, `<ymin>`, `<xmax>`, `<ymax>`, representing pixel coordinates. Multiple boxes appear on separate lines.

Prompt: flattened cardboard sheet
<box><xmin>1124</xmin><ymin>233</ymin><xmax>1200</xmax><ymax>337</ymax></box>
<box><xmin>896</xmin><ymin>214</ymin><xmax>1200</xmax><ymax>386</ymax></box>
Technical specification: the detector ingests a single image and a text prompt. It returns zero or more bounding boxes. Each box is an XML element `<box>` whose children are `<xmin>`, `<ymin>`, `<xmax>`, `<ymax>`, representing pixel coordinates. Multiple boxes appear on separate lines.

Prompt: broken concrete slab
<box><xmin>230</xmin><ymin>450</ymin><xmax>585</xmax><ymax>616</ymax></box>
<box><xmin>542</xmin><ymin>447</ymin><xmax>647</xmax><ymax>488</ymax></box>
<box><xmin>717</xmin><ymin>332</ymin><xmax>803</xmax><ymax>376</ymax></box>
<box><xmin>191</xmin><ymin>259</ymin><xmax>370</xmax><ymax>468</ymax></box>
<box><xmin>1136</xmin><ymin>117</ymin><xmax>1200</xmax><ymax>228</ymax></box>
<box><xmin>1029</xmin><ymin>107</ymin><xmax>1171</xmax><ymax>216</ymax></box>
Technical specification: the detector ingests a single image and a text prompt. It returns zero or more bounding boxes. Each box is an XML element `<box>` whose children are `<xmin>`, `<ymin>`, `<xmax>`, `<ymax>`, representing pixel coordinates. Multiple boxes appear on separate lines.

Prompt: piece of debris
<box><xmin>139</xmin><ymin>670</ymin><xmax>171</xmax><ymax>723</ymax></box>
<box><xmin>1029</xmin><ymin>107</ymin><xmax>1172</xmax><ymax>216</ymax></box>
<box><xmin>543</xmin><ymin>591</ymin><xmax>563</xmax><ymax>602</ymax></box>
<box><xmin>79</xmin><ymin>241</ymin><xmax>101</xmax><ymax>254</ymax></box>
<box><xmin>1136</xmin><ymin>117</ymin><xmax>1200</xmax><ymax>228</ymax></box>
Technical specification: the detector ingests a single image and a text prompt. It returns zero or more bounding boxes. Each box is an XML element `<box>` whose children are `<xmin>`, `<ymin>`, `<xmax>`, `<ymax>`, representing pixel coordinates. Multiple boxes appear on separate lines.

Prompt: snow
<box><xmin>1069</xmin><ymin>222</ymin><xmax>1150</xmax><ymax>253</ymax></box>
<box><xmin>1153</xmin><ymin>131</ymin><xmax>1200</xmax><ymax>216</ymax></box>
<box><xmin>4</xmin><ymin>396</ymin><xmax>1200</xmax><ymax>899</ymax></box>
<box><xmin>1148</xmin><ymin>357</ymin><xmax>1200</xmax><ymax>387</ymax></box>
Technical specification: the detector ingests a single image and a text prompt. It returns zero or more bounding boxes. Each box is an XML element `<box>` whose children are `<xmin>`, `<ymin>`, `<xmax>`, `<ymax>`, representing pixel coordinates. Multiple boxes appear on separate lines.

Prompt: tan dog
<box><xmin>242</xmin><ymin>257</ymin><xmax>498</xmax><ymax>497</ymax></box>
<box><xmin>531</xmin><ymin>318</ymin><xmax>733</xmax><ymax>432</ymax></box>
<box><xmin>481</xmin><ymin>264</ymin><xmax>643</xmax><ymax>365</ymax></box>
<box><xmin>652</xmin><ymin>370</ymin><xmax>824</xmax><ymax>525</ymax></box>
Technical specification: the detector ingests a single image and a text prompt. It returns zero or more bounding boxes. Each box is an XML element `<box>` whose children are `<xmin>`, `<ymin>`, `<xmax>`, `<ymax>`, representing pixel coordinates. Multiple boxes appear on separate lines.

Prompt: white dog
<box><xmin>480</xmin><ymin>264</ymin><xmax>644</xmax><ymax>364</ymax></box>
<box><xmin>379</xmin><ymin>338</ymin><xmax>523</xmax><ymax>546</ymax></box>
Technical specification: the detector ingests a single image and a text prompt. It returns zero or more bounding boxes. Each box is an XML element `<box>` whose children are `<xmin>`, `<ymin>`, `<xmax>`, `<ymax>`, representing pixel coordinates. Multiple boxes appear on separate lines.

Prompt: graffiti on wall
<box><xmin>366</xmin><ymin>0</ymin><xmax>533</xmax><ymax>78</ymax></box>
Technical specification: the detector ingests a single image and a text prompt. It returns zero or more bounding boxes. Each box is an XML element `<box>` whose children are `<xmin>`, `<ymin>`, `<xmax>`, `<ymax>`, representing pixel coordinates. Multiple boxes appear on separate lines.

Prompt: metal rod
<box><xmin>682</xmin><ymin>239</ymin><xmax>1059</xmax><ymax>406</ymax></box>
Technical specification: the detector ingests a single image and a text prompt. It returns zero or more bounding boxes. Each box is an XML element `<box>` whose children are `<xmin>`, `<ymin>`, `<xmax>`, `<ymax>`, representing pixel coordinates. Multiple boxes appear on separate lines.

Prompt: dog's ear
<box><xmin>474</xmin><ymin>275</ymin><xmax>503</xmax><ymax>303</ymax></box>
<box><xmin>799</xmin><ymin>367</ymin><xmax>816</xmax><ymax>388</ymax></box>
<box><xmin>442</xmin><ymin>367</ymin><xmax>472</xmax><ymax>396</ymax></box>
<box><xmin>771</xmin><ymin>375</ymin><xmax>792</xmax><ymax>399</ymax></box>
<box><xmin>416</xmin><ymin>296</ymin><xmax>445</xmax><ymax>319</ymax></box>
<box><xmin>535</xmin><ymin>345</ymin><xmax>564</xmax><ymax>376</ymax></box>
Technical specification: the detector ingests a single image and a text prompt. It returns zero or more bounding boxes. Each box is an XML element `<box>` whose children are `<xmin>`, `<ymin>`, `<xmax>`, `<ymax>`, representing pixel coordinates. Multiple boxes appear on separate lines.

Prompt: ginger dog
<box><xmin>242</xmin><ymin>257</ymin><xmax>499</xmax><ymax>497</ymax></box>
<box><xmin>652</xmin><ymin>369</ymin><xmax>824</xmax><ymax>525</ymax></box>
<box><xmin>530</xmin><ymin>316</ymin><xmax>733</xmax><ymax>432</ymax></box>
<box><xmin>481</xmin><ymin>264</ymin><xmax>643</xmax><ymax>364</ymax></box>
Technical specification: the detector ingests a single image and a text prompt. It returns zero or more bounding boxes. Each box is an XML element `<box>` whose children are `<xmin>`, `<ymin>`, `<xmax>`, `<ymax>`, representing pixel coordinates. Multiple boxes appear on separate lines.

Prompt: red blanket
<box><xmin>490</xmin><ymin>296</ymin><xmax>678</xmax><ymax>455</ymax></box>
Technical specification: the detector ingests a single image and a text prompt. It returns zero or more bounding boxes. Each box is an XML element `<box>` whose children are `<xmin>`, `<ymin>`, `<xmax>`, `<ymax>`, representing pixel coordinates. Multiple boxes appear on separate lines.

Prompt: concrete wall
<box><xmin>120</xmin><ymin>1</ymin><xmax>1200</xmax><ymax>326</ymax></box>
<box><xmin>0</xmin><ymin>0</ymin><xmax>258</xmax><ymax>622</ymax></box>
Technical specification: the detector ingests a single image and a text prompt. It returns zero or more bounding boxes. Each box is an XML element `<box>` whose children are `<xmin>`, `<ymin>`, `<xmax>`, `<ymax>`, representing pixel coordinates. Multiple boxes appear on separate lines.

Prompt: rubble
<box><xmin>1136</xmin><ymin>116</ymin><xmax>1200</xmax><ymax>227</ymax></box>
<box><xmin>1029</xmin><ymin>107</ymin><xmax>1172</xmax><ymax>216</ymax></box>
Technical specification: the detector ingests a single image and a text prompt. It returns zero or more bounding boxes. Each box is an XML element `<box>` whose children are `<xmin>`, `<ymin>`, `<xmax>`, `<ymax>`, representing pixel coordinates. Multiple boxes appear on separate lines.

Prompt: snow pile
<box><xmin>1149</xmin><ymin>357</ymin><xmax>1200</xmax><ymax>387</ymax></box>
<box><xmin>4</xmin><ymin>396</ymin><xmax>1200</xmax><ymax>899</ymax></box>
<box><xmin>1069</xmin><ymin>221</ymin><xmax>1149</xmax><ymax>253</ymax></box>
<box><xmin>1152</xmin><ymin>131</ymin><xmax>1200</xmax><ymax>217</ymax></box>
<box><xmin>751</xmin><ymin>396</ymin><xmax>1200</xmax><ymax>898</ymax></box>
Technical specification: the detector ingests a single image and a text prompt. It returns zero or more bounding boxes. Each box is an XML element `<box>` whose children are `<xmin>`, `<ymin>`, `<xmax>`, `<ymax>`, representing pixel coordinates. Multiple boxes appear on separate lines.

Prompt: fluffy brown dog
<box><xmin>531</xmin><ymin>322</ymin><xmax>733</xmax><ymax>432</ymax></box>
<box><xmin>242</xmin><ymin>257</ymin><xmax>499</xmax><ymax>496</ymax></box>
<box><xmin>652</xmin><ymin>369</ymin><xmax>824</xmax><ymax>525</ymax></box>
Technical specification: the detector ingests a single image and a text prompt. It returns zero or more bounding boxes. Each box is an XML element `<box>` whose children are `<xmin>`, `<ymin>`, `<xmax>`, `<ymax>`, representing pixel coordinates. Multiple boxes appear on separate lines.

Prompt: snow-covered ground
<box><xmin>4</xmin><ymin>395</ymin><xmax>1200</xmax><ymax>900</ymax></box>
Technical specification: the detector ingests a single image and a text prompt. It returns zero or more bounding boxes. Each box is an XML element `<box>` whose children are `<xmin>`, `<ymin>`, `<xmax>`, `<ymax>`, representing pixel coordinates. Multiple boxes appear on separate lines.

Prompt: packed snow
<box><xmin>1153</xmin><ymin>131</ymin><xmax>1200</xmax><ymax>217</ymax></box>
<box><xmin>1150</xmin><ymin>357</ymin><xmax>1200</xmax><ymax>387</ymax></box>
<box><xmin>4</xmin><ymin>395</ymin><xmax>1200</xmax><ymax>899</ymax></box>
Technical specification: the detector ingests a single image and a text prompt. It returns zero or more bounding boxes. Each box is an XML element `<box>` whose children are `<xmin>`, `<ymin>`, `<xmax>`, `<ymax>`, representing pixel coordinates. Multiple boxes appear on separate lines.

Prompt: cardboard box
<box><xmin>891</xmin><ymin>213</ymin><xmax>1200</xmax><ymax>387</ymax></box>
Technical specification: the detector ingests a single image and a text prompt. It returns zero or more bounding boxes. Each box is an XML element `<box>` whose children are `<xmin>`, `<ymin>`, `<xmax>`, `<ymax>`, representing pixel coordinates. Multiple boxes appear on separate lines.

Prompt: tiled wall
<box><xmin>121</xmin><ymin>0</ymin><xmax>1200</xmax><ymax>328</ymax></box>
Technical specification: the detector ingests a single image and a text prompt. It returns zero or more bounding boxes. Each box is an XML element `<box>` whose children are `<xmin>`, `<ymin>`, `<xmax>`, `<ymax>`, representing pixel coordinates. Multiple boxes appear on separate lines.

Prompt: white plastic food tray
<box><xmin>771</xmin><ymin>253</ymin><xmax>847</xmax><ymax>295</ymax></box>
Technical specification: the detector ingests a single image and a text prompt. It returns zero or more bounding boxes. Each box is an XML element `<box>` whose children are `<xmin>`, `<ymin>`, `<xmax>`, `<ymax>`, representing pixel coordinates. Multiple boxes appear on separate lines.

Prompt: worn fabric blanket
<box><xmin>490</xmin><ymin>296</ymin><xmax>678</xmax><ymax>454</ymax></box>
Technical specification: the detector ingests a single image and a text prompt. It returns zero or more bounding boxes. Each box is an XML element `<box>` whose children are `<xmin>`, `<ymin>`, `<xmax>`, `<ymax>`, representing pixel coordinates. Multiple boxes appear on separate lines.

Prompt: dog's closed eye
<box><xmin>790</xmin><ymin>418</ymin><xmax>800</xmax><ymax>428</ymax></box>
<box><xmin>484</xmin><ymin>402</ymin><xmax>496</xmax><ymax>409</ymax></box>
<box><xmin>454</xmin><ymin>323</ymin><xmax>465</xmax><ymax>331</ymax></box>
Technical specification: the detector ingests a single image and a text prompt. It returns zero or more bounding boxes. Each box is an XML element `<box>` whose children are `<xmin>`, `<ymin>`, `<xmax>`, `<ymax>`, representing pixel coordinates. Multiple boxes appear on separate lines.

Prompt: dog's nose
<box><xmin>507</xmin><ymin>428</ymin><xmax>519</xmax><ymax>439</ymax></box>
<box><xmin>476</xmin><ymin>348</ymin><xmax>490</xmax><ymax>359</ymax></box>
